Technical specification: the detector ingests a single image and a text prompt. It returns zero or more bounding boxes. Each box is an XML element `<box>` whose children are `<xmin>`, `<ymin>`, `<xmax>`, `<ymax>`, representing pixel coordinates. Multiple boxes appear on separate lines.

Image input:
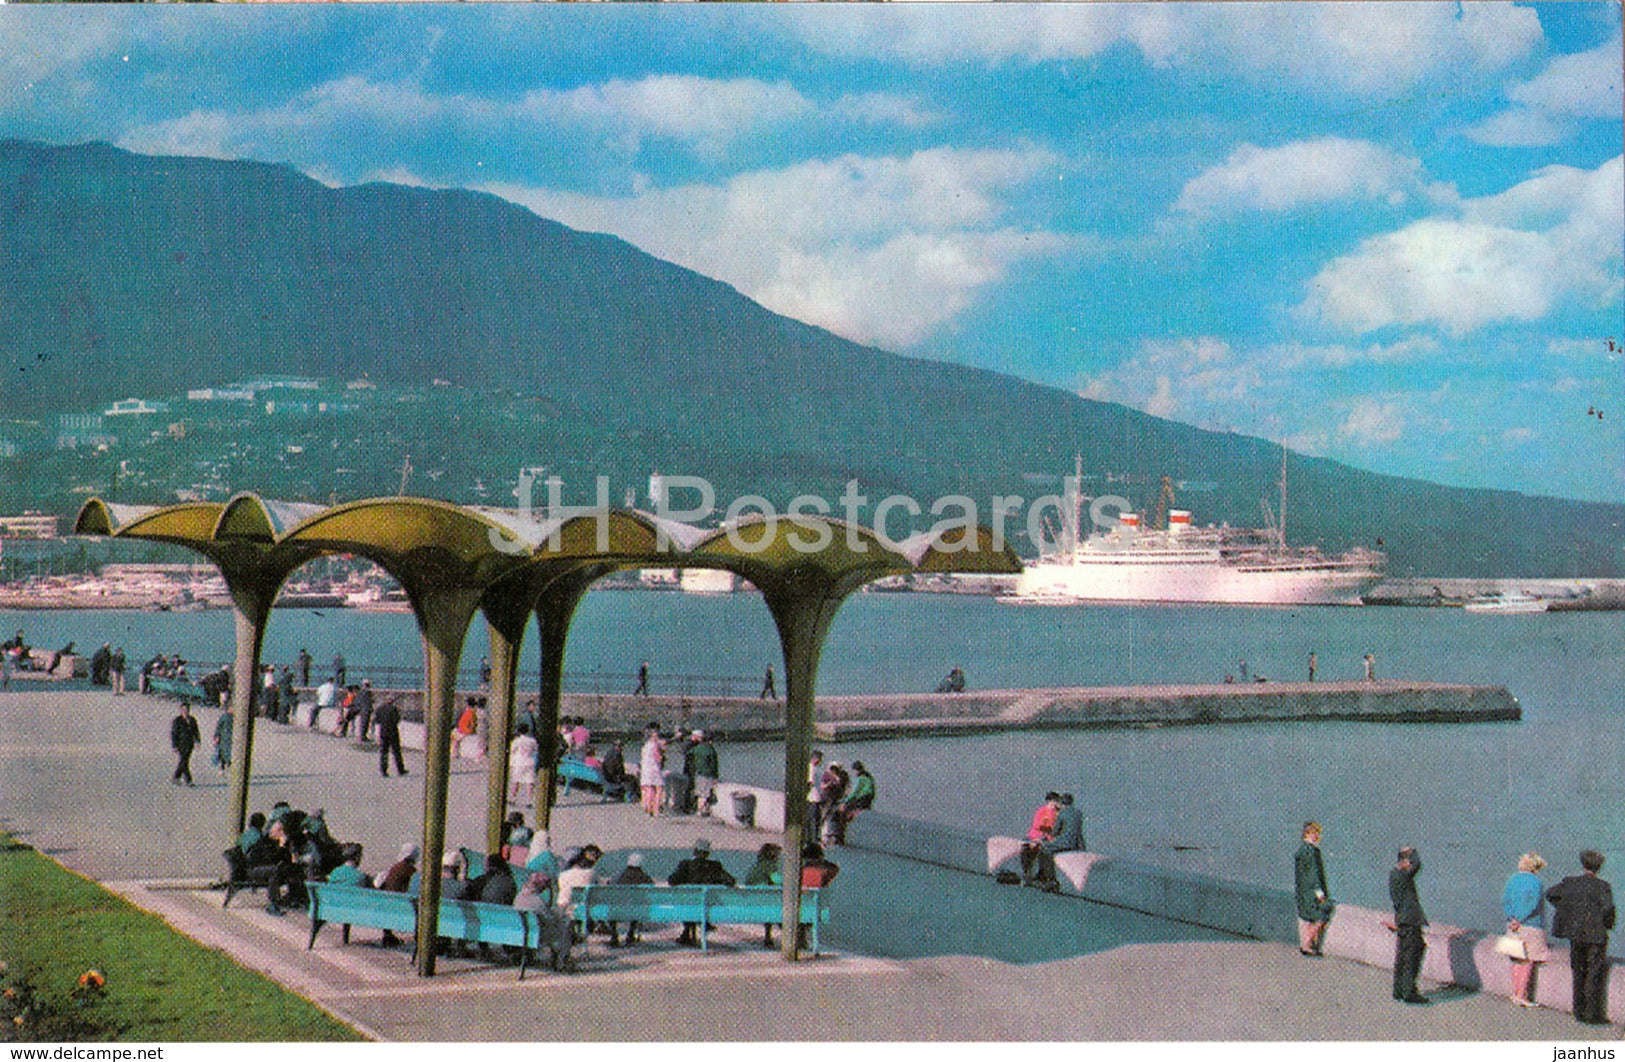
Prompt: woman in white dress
<box><xmin>638</xmin><ymin>726</ymin><xmax>665</xmax><ymax>817</ymax></box>
<box><xmin>508</xmin><ymin>724</ymin><xmax>539</xmax><ymax>805</ymax></box>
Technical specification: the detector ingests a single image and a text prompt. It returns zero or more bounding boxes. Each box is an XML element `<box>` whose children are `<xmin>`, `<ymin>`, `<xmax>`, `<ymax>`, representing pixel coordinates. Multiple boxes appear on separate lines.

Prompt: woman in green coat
<box><xmin>1294</xmin><ymin>821</ymin><xmax>1334</xmax><ymax>956</ymax></box>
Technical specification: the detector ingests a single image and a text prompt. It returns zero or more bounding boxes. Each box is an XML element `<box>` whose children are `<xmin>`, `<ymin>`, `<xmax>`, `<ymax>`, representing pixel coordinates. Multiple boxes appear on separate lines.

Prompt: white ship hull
<box><xmin>1008</xmin><ymin>550</ymin><xmax>1383</xmax><ymax>607</ymax></box>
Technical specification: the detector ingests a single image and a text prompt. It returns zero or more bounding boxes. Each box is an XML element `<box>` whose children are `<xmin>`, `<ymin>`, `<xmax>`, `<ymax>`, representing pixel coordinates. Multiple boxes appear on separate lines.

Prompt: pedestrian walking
<box><xmin>634</xmin><ymin>660</ymin><xmax>650</xmax><ymax>697</ymax></box>
<box><xmin>110</xmin><ymin>646</ymin><xmax>126</xmax><ymax>694</ymax></box>
<box><xmin>1547</xmin><ymin>849</ymin><xmax>1615</xmax><ymax>1025</ymax></box>
<box><xmin>1387</xmin><ymin>846</ymin><xmax>1429</xmax><ymax>1004</ymax></box>
<box><xmin>332</xmin><ymin>653</ymin><xmax>347</xmax><ymax>688</ymax></box>
<box><xmin>1294</xmin><ymin>821</ymin><xmax>1334</xmax><ymax>956</ymax></box>
<box><xmin>1307</xmin><ymin>651</ymin><xmax>1317</xmax><ymax>683</ymax></box>
<box><xmin>1364</xmin><ymin>652</ymin><xmax>1376</xmax><ymax>681</ymax></box>
<box><xmin>170</xmin><ymin>701</ymin><xmax>201</xmax><ymax>787</ymax></box>
<box><xmin>375</xmin><ymin>699</ymin><xmax>407</xmax><ymax>777</ymax></box>
<box><xmin>760</xmin><ymin>664</ymin><xmax>777</xmax><ymax>700</ymax></box>
<box><xmin>212</xmin><ymin>710</ymin><xmax>234</xmax><ymax>772</ymax></box>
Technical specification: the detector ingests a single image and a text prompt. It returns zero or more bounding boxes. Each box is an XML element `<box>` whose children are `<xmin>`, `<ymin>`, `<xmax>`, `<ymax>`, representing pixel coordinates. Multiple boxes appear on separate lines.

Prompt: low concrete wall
<box><xmin>847</xmin><ymin>811</ymin><xmax>1623</xmax><ymax>1017</ymax></box>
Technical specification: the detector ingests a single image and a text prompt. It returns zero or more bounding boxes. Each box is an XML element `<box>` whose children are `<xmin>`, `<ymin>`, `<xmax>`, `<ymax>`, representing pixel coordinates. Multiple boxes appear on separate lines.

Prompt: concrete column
<box><xmin>763</xmin><ymin>582</ymin><xmax>840</xmax><ymax>961</ymax></box>
<box><xmin>481</xmin><ymin>607</ymin><xmax>526</xmax><ymax>854</ymax></box>
<box><xmin>222</xmin><ymin>577</ymin><xmax>276</xmax><ymax>850</ymax></box>
<box><xmin>531</xmin><ymin>591</ymin><xmax>571</xmax><ymax>832</ymax></box>
<box><xmin>412</xmin><ymin>587</ymin><xmax>481</xmax><ymax>978</ymax></box>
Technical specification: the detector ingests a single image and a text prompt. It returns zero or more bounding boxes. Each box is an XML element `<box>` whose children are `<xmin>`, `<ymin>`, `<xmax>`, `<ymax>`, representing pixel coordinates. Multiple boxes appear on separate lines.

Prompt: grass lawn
<box><xmin>0</xmin><ymin>831</ymin><xmax>363</xmax><ymax>1042</ymax></box>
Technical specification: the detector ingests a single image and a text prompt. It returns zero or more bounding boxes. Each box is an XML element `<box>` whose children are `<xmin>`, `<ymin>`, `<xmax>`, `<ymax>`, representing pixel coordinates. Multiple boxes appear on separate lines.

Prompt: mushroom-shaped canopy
<box><xmin>74</xmin><ymin>499</ymin><xmax>226</xmax><ymax>546</ymax></box>
<box><xmin>76</xmin><ymin>495</ymin><xmax>1020</xmax><ymax>602</ymax></box>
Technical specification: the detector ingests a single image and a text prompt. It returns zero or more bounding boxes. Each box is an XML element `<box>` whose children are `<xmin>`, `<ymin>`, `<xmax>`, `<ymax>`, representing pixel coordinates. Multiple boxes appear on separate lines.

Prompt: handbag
<box><xmin>1493</xmin><ymin>933</ymin><xmax>1528</xmax><ymax>960</ymax></box>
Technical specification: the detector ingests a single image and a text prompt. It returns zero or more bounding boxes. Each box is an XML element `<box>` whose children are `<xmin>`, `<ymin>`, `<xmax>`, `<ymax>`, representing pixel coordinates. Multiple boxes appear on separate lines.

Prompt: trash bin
<box><xmin>730</xmin><ymin>790</ymin><xmax>757</xmax><ymax>829</ymax></box>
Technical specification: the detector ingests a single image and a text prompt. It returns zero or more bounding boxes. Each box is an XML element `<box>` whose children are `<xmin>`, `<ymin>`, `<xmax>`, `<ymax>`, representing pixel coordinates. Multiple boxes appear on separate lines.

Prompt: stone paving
<box><xmin>1</xmin><ymin>688</ymin><xmax>1618</xmax><ymax>1042</ymax></box>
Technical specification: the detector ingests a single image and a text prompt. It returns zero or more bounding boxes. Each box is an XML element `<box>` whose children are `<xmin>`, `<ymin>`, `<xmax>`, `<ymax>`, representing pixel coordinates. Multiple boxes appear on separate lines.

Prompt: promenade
<box><xmin>0</xmin><ymin>687</ymin><xmax>1616</xmax><ymax>1042</ymax></box>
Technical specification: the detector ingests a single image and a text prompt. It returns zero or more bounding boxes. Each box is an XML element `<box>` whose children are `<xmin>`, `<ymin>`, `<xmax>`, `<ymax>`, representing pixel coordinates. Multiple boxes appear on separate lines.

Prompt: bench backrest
<box><xmin>436</xmin><ymin>899</ymin><xmax>539</xmax><ymax>949</ymax></box>
<box><xmin>557</xmin><ymin>758</ymin><xmax>606</xmax><ymax>785</ymax></box>
<box><xmin>308</xmin><ymin>882</ymin><xmax>417</xmax><ymax>932</ymax></box>
<box><xmin>577</xmin><ymin>884</ymin><xmax>826</xmax><ymax>925</ymax></box>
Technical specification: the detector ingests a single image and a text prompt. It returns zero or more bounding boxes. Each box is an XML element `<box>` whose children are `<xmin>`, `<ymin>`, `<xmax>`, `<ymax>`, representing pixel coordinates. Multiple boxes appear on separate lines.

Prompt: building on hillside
<box><xmin>103</xmin><ymin>398</ymin><xmax>169</xmax><ymax>417</ymax></box>
<box><xmin>187</xmin><ymin>387</ymin><xmax>256</xmax><ymax>402</ymax></box>
<box><xmin>0</xmin><ymin>512</ymin><xmax>61</xmax><ymax>539</ymax></box>
<box><xmin>55</xmin><ymin>414</ymin><xmax>115</xmax><ymax>450</ymax></box>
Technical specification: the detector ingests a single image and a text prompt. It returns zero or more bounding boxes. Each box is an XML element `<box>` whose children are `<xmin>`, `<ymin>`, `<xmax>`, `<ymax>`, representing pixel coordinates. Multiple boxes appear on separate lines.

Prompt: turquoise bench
<box><xmin>305</xmin><ymin>882</ymin><xmax>561</xmax><ymax>978</ymax></box>
<box><xmin>148</xmin><ymin>675</ymin><xmax>206</xmax><ymax>700</ymax></box>
<box><xmin>574</xmin><ymin>884</ymin><xmax>829</xmax><ymax>954</ymax></box>
<box><xmin>557</xmin><ymin>757</ymin><xmax>616</xmax><ymax>799</ymax></box>
<box><xmin>306</xmin><ymin>881</ymin><xmax>416</xmax><ymax>949</ymax></box>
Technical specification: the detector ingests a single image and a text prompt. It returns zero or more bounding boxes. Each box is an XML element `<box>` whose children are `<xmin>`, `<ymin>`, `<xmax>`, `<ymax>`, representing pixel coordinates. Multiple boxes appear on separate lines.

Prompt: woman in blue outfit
<box><xmin>1501</xmin><ymin>852</ymin><xmax>1551</xmax><ymax>1008</ymax></box>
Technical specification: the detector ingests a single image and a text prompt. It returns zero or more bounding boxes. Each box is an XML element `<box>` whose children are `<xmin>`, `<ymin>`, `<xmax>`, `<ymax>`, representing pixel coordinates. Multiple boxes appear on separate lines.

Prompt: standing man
<box><xmin>1307</xmin><ymin>651</ymin><xmax>1317</xmax><ymax>683</ymax></box>
<box><xmin>169</xmin><ymin>701</ymin><xmax>202</xmax><ymax>787</ymax></box>
<box><xmin>1294</xmin><ymin>821</ymin><xmax>1334</xmax><ymax>957</ymax></box>
<box><xmin>760</xmin><ymin>664</ymin><xmax>777</xmax><ymax>700</ymax></box>
<box><xmin>1388</xmin><ymin>846</ymin><xmax>1429</xmax><ymax>1004</ymax></box>
<box><xmin>354</xmin><ymin>679</ymin><xmax>375</xmax><ymax>743</ymax></box>
<box><xmin>277</xmin><ymin>667</ymin><xmax>297</xmax><ymax>724</ymax></box>
<box><xmin>375</xmin><ymin>698</ymin><xmax>406</xmax><ymax>777</ymax></box>
<box><xmin>1364</xmin><ymin>652</ymin><xmax>1376</xmax><ymax>682</ymax></box>
<box><xmin>688</xmin><ymin>730</ymin><xmax>719</xmax><ymax>816</ymax></box>
<box><xmin>1547</xmin><ymin>849</ymin><xmax>1615</xmax><ymax>1025</ymax></box>
<box><xmin>110</xmin><ymin>646</ymin><xmax>126</xmax><ymax>694</ymax></box>
<box><xmin>634</xmin><ymin>660</ymin><xmax>650</xmax><ymax>697</ymax></box>
<box><xmin>297</xmin><ymin>648</ymin><xmax>312</xmax><ymax>688</ymax></box>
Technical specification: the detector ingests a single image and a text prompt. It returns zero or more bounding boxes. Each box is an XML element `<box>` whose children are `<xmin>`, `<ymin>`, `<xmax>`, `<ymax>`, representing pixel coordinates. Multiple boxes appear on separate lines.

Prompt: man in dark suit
<box><xmin>1388</xmin><ymin>846</ymin><xmax>1429</xmax><ymax>1004</ymax></box>
<box><xmin>1547</xmin><ymin>849</ymin><xmax>1615</xmax><ymax>1025</ymax></box>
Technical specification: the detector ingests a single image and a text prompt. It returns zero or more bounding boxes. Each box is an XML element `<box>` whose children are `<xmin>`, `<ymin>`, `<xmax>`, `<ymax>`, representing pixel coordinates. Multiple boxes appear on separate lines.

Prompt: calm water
<box><xmin>6</xmin><ymin>594</ymin><xmax>1622</xmax><ymax>933</ymax></box>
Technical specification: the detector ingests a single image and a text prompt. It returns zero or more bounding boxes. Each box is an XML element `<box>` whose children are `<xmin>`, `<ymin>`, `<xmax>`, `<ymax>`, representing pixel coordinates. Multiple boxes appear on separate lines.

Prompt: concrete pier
<box><xmin>371</xmin><ymin>680</ymin><xmax>1518</xmax><ymax>742</ymax></box>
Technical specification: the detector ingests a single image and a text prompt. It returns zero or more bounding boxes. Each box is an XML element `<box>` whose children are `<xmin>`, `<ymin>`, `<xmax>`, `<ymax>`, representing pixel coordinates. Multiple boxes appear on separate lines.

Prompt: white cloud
<box><xmin>1467</xmin><ymin>36</ymin><xmax>1624</xmax><ymax>146</ymax></box>
<box><xmin>483</xmin><ymin>147</ymin><xmax>1072</xmax><ymax>349</ymax></box>
<box><xmin>1337</xmin><ymin>397</ymin><xmax>1407</xmax><ymax>446</ymax></box>
<box><xmin>785</xmin><ymin>3</ymin><xmax>1541</xmax><ymax>99</ymax></box>
<box><xmin>118</xmin><ymin>73</ymin><xmax>931</xmax><ymax>165</ymax></box>
<box><xmin>1175</xmin><ymin>138</ymin><xmax>1426</xmax><ymax>216</ymax></box>
<box><xmin>1299</xmin><ymin>156</ymin><xmax>1623</xmax><ymax>336</ymax></box>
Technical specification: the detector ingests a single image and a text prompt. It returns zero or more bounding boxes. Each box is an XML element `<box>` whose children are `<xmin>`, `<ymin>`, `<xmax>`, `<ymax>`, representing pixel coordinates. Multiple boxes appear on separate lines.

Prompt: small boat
<box><xmin>1462</xmin><ymin>593</ymin><xmax>1548</xmax><ymax>614</ymax></box>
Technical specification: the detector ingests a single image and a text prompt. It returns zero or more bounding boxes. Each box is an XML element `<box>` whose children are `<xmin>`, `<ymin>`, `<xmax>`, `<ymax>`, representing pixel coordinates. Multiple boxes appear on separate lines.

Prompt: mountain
<box><xmin>2</xmin><ymin>138</ymin><xmax>1621</xmax><ymax>577</ymax></box>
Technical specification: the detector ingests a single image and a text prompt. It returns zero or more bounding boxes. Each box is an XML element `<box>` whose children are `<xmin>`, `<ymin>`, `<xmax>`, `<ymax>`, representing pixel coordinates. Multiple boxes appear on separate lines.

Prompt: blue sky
<box><xmin>2</xmin><ymin>3</ymin><xmax>1621</xmax><ymax>502</ymax></box>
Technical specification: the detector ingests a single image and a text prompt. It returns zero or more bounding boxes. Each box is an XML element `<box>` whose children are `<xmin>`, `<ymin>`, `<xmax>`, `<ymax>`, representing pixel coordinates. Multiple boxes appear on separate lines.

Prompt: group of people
<box><xmin>87</xmin><ymin>643</ymin><xmax>127</xmax><ymax>691</ymax></box>
<box><xmin>229</xmin><ymin>801</ymin><xmax>358</xmax><ymax>916</ymax></box>
<box><xmin>1293</xmin><ymin>822</ymin><xmax>1615</xmax><ymax>1023</ymax></box>
<box><xmin>805</xmin><ymin>752</ymin><xmax>876</xmax><ymax>846</ymax></box>
<box><xmin>636</xmin><ymin>723</ymin><xmax>722</xmax><ymax>817</ymax></box>
<box><xmin>1017</xmin><ymin>791</ymin><xmax>1086</xmax><ymax>890</ymax></box>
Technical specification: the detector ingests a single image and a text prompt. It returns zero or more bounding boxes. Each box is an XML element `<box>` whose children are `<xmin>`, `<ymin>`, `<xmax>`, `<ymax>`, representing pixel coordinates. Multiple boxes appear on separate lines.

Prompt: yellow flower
<box><xmin>77</xmin><ymin>970</ymin><xmax>105</xmax><ymax>989</ymax></box>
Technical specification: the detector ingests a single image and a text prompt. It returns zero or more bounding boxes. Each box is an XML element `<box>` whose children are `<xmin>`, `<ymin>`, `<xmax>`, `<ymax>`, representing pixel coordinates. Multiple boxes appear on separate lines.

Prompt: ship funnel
<box><xmin>1168</xmin><ymin>510</ymin><xmax>1191</xmax><ymax>535</ymax></box>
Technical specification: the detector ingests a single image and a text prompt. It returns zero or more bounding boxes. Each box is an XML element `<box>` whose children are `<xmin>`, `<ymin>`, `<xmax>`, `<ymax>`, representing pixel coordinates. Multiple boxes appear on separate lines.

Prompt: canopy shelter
<box><xmin>76</xmin><ymin>494</ymin><xmax>1019</xmax><ymax>970</ymax></box>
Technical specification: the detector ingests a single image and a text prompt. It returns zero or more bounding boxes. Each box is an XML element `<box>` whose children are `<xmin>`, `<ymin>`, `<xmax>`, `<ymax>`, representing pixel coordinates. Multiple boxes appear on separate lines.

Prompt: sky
<box><xmin>1</xmin><ymin>3</ymin><xmax>1621</xmax><ymax>503</ymax></box>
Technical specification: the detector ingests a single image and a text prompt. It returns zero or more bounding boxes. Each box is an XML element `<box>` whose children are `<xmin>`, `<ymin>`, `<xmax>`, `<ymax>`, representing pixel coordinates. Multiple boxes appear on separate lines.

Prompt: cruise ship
<box><xmin>1000</xmin><ymin>454</ymin><xmax>1386</xmax><ymax>611</ymax></box>
<box><xmin>1001</xmin><ymin>507</ymin><xmax>1385</xmax><ymax>607</ymax></box>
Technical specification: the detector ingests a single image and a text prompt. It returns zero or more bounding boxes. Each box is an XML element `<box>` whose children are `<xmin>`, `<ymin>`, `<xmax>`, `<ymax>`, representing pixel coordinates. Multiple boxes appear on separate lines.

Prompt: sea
<box><xmin>6</xmin><ymin>592</ymin><xmax>1622</xmax><ymax>936</ymax></box>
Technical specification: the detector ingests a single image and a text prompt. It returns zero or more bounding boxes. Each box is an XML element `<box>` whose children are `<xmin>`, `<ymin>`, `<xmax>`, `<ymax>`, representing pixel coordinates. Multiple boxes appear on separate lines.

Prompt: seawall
<box><xmin>845</xmin><ymin>810</ymin><xmax>1625</xmax><ymax>1020</ymax></box>
<box><xmin>360</xmin><ymin>680</ymin><xmax>1519</xmax><ymax>742</ymax></box>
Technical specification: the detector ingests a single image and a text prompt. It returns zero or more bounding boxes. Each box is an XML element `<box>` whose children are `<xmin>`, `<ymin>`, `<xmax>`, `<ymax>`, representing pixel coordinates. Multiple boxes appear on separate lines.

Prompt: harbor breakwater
<box><xmin>371</xmin><ymin>680</ymin><xmax>1519</xmax><ymax>742</ymax></box>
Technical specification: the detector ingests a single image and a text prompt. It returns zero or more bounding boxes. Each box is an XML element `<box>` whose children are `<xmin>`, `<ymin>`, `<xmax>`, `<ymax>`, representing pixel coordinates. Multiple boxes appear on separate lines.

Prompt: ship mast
<box><xmin>1277</xmin><ymin>444</ymin><xmax>1288</xmax><ymax>550</ymax></box>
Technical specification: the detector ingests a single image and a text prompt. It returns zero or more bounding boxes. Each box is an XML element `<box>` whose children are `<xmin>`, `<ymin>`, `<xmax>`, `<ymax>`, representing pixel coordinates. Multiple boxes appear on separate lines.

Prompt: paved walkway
<box><xmin>1</xmin><ymin>688</ymin><xmax>1618</xmax><ymax>1041</ymax></box>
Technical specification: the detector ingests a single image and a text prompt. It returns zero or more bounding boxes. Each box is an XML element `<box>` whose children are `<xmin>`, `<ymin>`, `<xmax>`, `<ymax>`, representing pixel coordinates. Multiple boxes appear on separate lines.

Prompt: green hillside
<box><xmin>2</xmin><ymin>138</ymin><xmax>1620</xmax><ymax>576</ymax></box>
